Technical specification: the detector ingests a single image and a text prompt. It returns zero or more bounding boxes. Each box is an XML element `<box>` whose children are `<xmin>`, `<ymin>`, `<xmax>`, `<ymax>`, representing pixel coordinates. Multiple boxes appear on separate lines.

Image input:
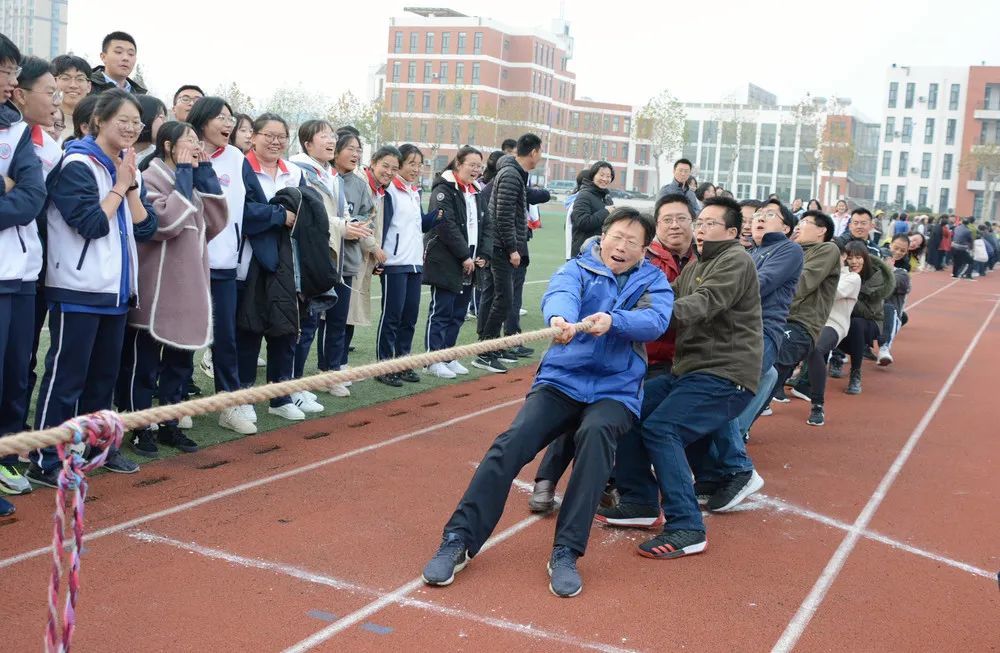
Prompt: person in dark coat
<box><xmin>569</xmin><ymin>160</ymin><xmax>614</xmax><ymax>257</ymax></box>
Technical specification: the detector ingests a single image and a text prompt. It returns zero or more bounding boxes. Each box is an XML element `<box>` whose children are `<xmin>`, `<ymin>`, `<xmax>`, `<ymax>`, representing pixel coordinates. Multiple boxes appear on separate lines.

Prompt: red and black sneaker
<box><xmin>595</xmin><ymin>502</ymin><xmax>665</xmax><ymax>529</ymax></box>
<box><xmin>637</xmin><ymin>529</ymin><xmax>707</xmax><ymax>559</ymax></box>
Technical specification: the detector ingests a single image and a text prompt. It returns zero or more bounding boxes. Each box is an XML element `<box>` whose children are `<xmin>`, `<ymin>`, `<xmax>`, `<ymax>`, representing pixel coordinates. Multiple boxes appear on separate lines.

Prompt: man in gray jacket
<box><xmin>656</xmin><ymin>158</ymin><xmax>700</xmax><ymax>216</ymax></box>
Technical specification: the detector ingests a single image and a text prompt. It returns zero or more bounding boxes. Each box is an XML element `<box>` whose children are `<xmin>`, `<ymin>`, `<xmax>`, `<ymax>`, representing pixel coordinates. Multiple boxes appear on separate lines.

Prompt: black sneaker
<box><xmin>547</xmin><ymin>545</ymin><xmax>582</xmax><ymax>597</ymax></box>
<box><xmin>496</xmin><ymin>349</ymin><xmax>519</xmax><ymax>364</ymax></box>
<box><xmin>595</xmin><ymin>502</ymin><xmax>664</xmax><ymax>529</ymax></box>
<box><xmin>600</xmin><ymin>483</ymin><xmax>620</xmax><ymax>510</ymax></box>
<box><xmin>863</xmin><ymin>348</ymin><xmax>877</xmax><ymax>362</ymax></box>
<box><xmin>185</xmin><ymin>381</ymin><xmax>203</xmax><ymax>397</ymax></box>
<box><xmin>131</xmin><ymin>428</ymin><xmax>159</xmax><ymax>458</ymax></box>
<box><xmin>510</xmin><ymin>345</ymin><xmax>535</xmax><ymax>358</ymax></box>
<box><xmin>694</xmin><ymin>480</ymin><xmax>720</xmax><ymax>506</ymax></box>
<box><xmin>103</xmin><ymin>450</ymin><xmax>140</xmax><ymax>474</ymax></box>
<box><xmin>707</xmin><ymin>470</ymin><xmax>764</xmax><ymax>512</ymax></box>
<box><xmin>25</xmin><ymin>463</ymin><xmax>60</xmax><ymax>489</ymax></box>
<box><xmin>471</xmin><ymin>354</ymin><xmax>507</xmax><ymax>374</ymax></box>
<box><xmin>375</xmin><ymin>373</ymin><xmax>403</xmax><ymax>387</ymax></box>
<box><xmin>807</xmin><ymin>404</ymin><xmax>825</xmax><ymax>426</ymax></box>
<box><xmin>421</xmin><ymin>532</ymin><xmax>470</xmax><ymax>586</ymax></box>
<box><xmin>158</xmin><ymin>424</ymin><xmax>199</xmax><ymax>453</ymax></box>
<box><xmin>772</xmin><ymin>387</ymin><xmax>790</xmax><ymax>403</ymax></box>
<box><xmin>845</xmin><ymin>369</ymin><xmax>862</xmax><ymax>395</ymax></box>
<box><xmin>398</xmin><ymin>369</ymin><xmax>420</xmax><ymax>383</ymax></box>
<box><xmin>637</xmin><ymin>529</ymin><xmax>707</xmax><ymax>559</ymax></box>
<box><xmin>829</xmin><ymin>358</ymin><xmax>845</xmax><ymax>379</ymax></box>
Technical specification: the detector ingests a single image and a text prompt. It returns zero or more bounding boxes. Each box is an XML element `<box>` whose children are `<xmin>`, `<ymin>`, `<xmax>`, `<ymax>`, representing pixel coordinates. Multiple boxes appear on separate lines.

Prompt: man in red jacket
<box><xmin>528</xmin><ymin>193</ymin><xmax>695</xmax><ymax>512</ymax></box>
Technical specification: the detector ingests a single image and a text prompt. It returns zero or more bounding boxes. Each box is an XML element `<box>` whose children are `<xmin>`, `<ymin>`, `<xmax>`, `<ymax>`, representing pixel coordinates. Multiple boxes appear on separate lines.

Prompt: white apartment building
<box><xmin>875</xmin><ymin>65</ymin><xmax>967</xmax><ymax>213</ymax></box>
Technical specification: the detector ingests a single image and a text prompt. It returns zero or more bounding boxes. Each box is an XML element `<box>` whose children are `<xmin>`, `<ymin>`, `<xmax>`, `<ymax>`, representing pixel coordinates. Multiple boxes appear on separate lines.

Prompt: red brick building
<box><xmin>955</xmin><ymin>66</ymin><xmax>1000</xmax><ymax>220</ymax></box>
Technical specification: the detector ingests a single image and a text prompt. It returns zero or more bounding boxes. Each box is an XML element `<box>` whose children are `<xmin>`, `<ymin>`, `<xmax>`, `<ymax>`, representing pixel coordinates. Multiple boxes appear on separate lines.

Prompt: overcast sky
<box><xmin>67</xmin><ymin>0</ymin><xmax>998</xmax><ymax>120</ymax></box>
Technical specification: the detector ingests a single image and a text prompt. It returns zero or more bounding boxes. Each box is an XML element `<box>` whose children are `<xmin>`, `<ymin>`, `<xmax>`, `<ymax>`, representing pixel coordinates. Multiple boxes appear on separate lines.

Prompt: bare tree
<box><xmin>634</xmin><ymin>89</ymin><xmax>686</xmax><ymax>191</ymax></box>
<box><xmin>212</xmin><ymin>81</ymin><xmax>256</xmax><ymax>115</ymax></box>
<box><xmin>789</xmin><ymin>94</ymin><xmax>851</xmax><ymax>199</ymax></box>
<box><xmin>962</xmin><ymin>143</ymin><xmax>1000</xmax><ymax>221</ymax></box>
<box><xmin>260</xmin><ymin>84</ymin><xmax>329</xmax><ymax>153</ymax></box>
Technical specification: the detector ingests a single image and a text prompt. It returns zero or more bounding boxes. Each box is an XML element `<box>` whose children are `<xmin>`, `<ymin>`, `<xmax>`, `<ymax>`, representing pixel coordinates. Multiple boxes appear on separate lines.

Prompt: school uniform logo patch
<box><xmin>0</xmin><ymin>143</ymin><xmax>11</xmax><ymax>159</ymax></box>
<box><xmin>436</xmin><ymin>192</ymin><xmax>445</xmax><ymax>201</ymax></box>
<box><xmin>218</xmin><ymin>173</ymin><xmax>231</xmax><ymax>187</ymax></box>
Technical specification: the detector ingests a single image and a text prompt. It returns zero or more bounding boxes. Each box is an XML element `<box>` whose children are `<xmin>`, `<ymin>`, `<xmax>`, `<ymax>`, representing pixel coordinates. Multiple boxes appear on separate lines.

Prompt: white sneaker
<box><xmin>518</xmin><ymin>308</ymin><xmax>527</xmax><ymax>316</ymax></box>
<box><xmin>257</xmin><ymin>356</ymin><xmax>266</xmax><ymax>367</ymax></box>
<box><xmin>200</xmin><ymin>349</ymin><xmax>214</xmax><ymax>379</ymax></box>
<box><xmin>178</xmin><ymin>415</ymin><xmax>193</xmax><ymax>429</ymax></box>
<box><xmin>427</xmin><ymin>362</ymin><xmax>457</xmax><ymax>379</ymax></box>
<box><xmin>268</xmin><ymin>403</ymin><xmax>306</xmax><ymax>421</ymax></box>
<box><xmin>328</xmin><ymin>383</ymin><xmax>351</xmax><ymax>397</ymax></box>
<box><xmin>292</xmin><ymin>391</ymin><xmax>324</xmax><ymax>413</ymax></box>
<box><xmin>300</xmin><ymin>389</ymin><xmax>317</xmax><ymax>401</ymax></box>
<box><xmin>446</xmin><ymin>360</ymin><xmax>469</xmax><ymax>375</ymax></box>
<box><xmin>219</xmin><ymin>407</ymin><xmax>257</xmax><ymax>435</ymax></box>
<box><xmin>339</xmin><ymin>365</ymin><xmax>353</xmax><ymax>386</ymax></box>
<box><xmin>240</xmin><ymin>404</ymin><xmax>258</xmax><ymax>424</ymax></box>
<box><xmin>0</xmin><ymin>464</ymin><xmax>32</xmax><ymax>495</ymax></box>
<box><xmin>877</xmin><ymin>346</ymin><xmax>894</xmax><ymax>367</ymax></box>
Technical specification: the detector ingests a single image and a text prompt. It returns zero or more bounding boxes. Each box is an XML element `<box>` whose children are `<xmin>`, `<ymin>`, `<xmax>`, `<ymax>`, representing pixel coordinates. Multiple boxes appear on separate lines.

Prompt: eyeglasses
<box><xmin>658</xmin><ymin>214</ymin><xmax>691</xmax><ymax>226</ymax></box>
<box><xmin>177</xmin><ymin>138</ymin><xmax>205</xmax><ymax>150</ymax></box>
<box><xmin>113</xmin><ymin>117</ymin><xmax>145</xmax><ymax>132</ymax></box>
<box><xmin>604</xmin><ymin>233</ymin><xmax>644</xmax><ymax>250</ymax></box>
<box><xmin>175</xmin><ymin>95</ymin><xmax>202</xmax><ymax>106</ymax></box>
<box><xmin>692</xmin><ymin>220</ymin><xmax>727</xmax><ymax>230</ymax></box>
<box><xmin>752</xmin><ymin>210</ymin><xmax>781</xmax><ymax>223</ymax></box>
<box><xmin>256</xmin><ymin>132</ymin><xmax>289</xmax><ymax>144</ymax></box>
<box><xmin>851</xmin><ymin>220</ymin><xmax>871</xmax><ymax>227</ymax></box>
<box><xmin>214</xmin><ymin>115</ymin><xmax>237</xmax><ymax>126</ymax></box>
<box><xmin>56</xmin><ymin>73</ymin><xmax>89</xmax><ymax>85</ymax></box>
<box><xmin>23</xmin><ymin>88</ymin><xmax>64</xmax><ymax>104</ymax></box>
<box><xmin>0</xmin><ymin>66</ymin><xmax>22</xmax><ymax>81</ymax></box>
<box><xmin>798</xmin><ymin>219</ymin><xmax>816</xmax><ymax>227</ymax></box>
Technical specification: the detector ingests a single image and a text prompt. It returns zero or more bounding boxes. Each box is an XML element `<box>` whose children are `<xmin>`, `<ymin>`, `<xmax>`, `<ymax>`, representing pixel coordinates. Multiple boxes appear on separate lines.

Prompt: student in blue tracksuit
<box><xmin>27</xmin><ymin>89</ymin><xmax>157</xmax><ymax>487</ymax></box>
<box><xmin>0</xmin><ymin>39</ymin><xmax>48</xmax><ymax>513</ymax></box>
<box><xmin>420</xmin><ymin>207</ymin><xmax>673</xmax><ymax>598</ymax></box>
<box><xmin>377</xmin><ymin>143</ymin><xmax>425</xmax><ymax>387</ymax></box>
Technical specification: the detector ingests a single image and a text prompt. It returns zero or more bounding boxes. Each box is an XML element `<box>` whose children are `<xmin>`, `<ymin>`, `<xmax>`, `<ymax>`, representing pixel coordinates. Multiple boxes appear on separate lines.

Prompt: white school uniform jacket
<box><xmin>0</xmin><ymin>117</ymin><xmax>46</xmax><ymax>292</ymax></box>
<box><xmin>206</xmin><ymin>144</ymin><xmax>247</xmax><ymax>275</ymax></box>
<box><xmin>22</xmin><ymin>126</ymin><xmax>62</xmax><ymax>287</ymax></box>
<box><xmin>825</xmin><ymin>266</ymin><xmax>862</xmax><ymax>341</ymax></box>
<box><xmin>241</xmin><ymin>151</ymin><xmax>304</xmax><ymax>280</ymax></box>
<box><xmin>384</xmin><ymin>176</ymin><xmax>424</xmax><ymax>270</ymax></box>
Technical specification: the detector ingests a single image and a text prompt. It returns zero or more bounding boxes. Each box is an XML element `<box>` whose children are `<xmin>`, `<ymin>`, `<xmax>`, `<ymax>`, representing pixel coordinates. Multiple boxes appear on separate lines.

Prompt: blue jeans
<box><xmin>638</xmin><ymin>373</ymin><xmax>752</xmax><ymax>531</ymax></box>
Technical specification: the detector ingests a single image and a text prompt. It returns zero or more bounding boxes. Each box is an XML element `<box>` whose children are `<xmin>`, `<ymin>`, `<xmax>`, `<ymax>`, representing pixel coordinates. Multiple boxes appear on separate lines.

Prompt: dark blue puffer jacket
<box><xmin>750</xmin><ymin>232</ymin><xmax>804</xmax><ymax>351</ymax></box>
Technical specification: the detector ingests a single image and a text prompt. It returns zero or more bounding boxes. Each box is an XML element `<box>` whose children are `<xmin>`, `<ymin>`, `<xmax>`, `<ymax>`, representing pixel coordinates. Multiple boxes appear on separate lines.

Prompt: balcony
<box><xmin>973</xmin><ymin>100</ymin><xmax>1000</xmax><ymax>120</ymax></box>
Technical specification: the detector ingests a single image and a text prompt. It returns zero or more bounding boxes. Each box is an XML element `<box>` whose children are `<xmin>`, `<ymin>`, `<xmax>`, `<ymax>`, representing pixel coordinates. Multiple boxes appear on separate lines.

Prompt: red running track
<box><xmin>0</xmin><ymin>271</ymin><xmax>997</xmax><ymax>652</ymax></box>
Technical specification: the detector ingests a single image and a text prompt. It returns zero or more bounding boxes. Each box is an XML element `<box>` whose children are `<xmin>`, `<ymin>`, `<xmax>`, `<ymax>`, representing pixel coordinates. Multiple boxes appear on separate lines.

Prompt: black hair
<box><xmin>850</xmin><ymin>207</ymin><xmax>873</xmax><ymax>221</ymax></box>
<box><xmin>482</xmin><ymin>150</ymin><xmax>504</xmax><ymax>183</ymax></box>
<box><xmin>602</xmin><ymin>206</ymin><xmax>655</xmax><ymax>247</ymax></box>
<box><xmin>140</xmin><ymin>120</ymin><xmax>192</xmax><ymax>171</ymax></box>
<box><xmin>336</xmin><ymin>124</ymin><xmax>361</xmax><ymax>139</ymax></box>
<box><xmin>834</xmin><ymin>239</ymin><xmax>847</xmax><ymax>254</ymax></box>
<box><xmin>16</xmin><ymin>55</ymin><xmax>51</xmax><ymax>89</ymax></box>
<box><xmin>252</xmin><ymin>112</ymin><xmax>288</xmax><ymax>135</ymax></box>
<box><xmin>844</xmin><ymin>240</ymin><xmax>872</xmax><ymax>278</ymax></box>
<box><xmin>807</xmin><ymin>198</ymin><xmax>823</xmax><ymax>211</ymax></box>
<box><xmin>500</xmin><ymin>138</ymin><xmax>517</xmax><ymax>152</ymax></box>
<box><xmin>51</xmin><ymin>54</ymin><xmax>91</xmax><ymax>78</ymax></box>
<box><xmin>572</xmin><ymin>168</ymin><xmax>587</xmax><ymax>194</ymax></box>
<box><xmin>371</xmin><ymin>144</ymin><xmax>402</xmax><ymax>166</ymax></box>
<box><xmin>765</xmin><ymin>197</ymin><xmax>797</xmax><ymax>232</ymax></box>
<box><xmin>653</xmin><ymin>192</ymin><xmax>694</xmax><ymax>220</ymax></box>
<box><xmin>694</xmin><ymin>181</ymin><xmax>715</xmax><ymax>202</ymax></box>
<box><xmin>938</xmin><ymin>214</ymin><xmax>950</xmax><ymax>225</ymax></box>
<box><xmin>70</xmin><ymin>94</ymin><xmax>100</xmax><ymax>141</ymax></box>
<box><xmin>172</xmin><ymin>84</ymin><xmax>204</xmax><ymax>105</ymax></box>
<box><xmin>297</xmin><ymin>119</ymin><xmax>334</xmax><ymax>151</ymax></box>
<box><xmin>586</xmin><ymin>160</ymin><xmax>615</xmax><ymax>183</ymax></box>
<box><xmin>136</xmin><ymin>94</ymin><xmax>166</xmax><ymax>145</ymax></box>
<box><xmin>102</xmin><ymin>31</ymin><xmax>136</xmax><ymax>52</ymax></box>
<box><xmin>445</xmin><ymin>145</ymin><xmax>482</xmax><ymax>172</ymax></box>
<box><xmin>229</xmin><ymin>113</ymin><xmax>252</xmax><ymax>148</ymax></box>
<box><xmin>718</xmin><ymin>189</ymin><xmax>734</xmax><ymax>199</ymax></box>
<box><xmin>89</xmin><ymin>88</ymin><xmax>142</xmax><ymax>136</ymax></box>
<box><xmin>739</xmin><ymin>199</ymin><xmax>763</xmax><ymax>210</ymax></box>
<box><xmin>0</xmin><ymin>33</ymin><xmax>21</xmax><ymax>67</ymax></box>
<box><xmin>673</xmin><ymin>158</ymin><xmax>692</xmax><ymax>170</ymax></box>
<box><xmin>908</xmin><ymin>231</ymin><xmax>927</xmax><ymax>257</ymax></box>
<box><xmin>398</xmin><ymin>143</ymin><xmax>424</xmax><ymax>166</ymax></box>
<box><xmin>702</xmin><ymin>196</ymin><xmax>743</xmax><ymax>232</ymax></box>
<box><xmin>187</xmin><ymin>96</ymin><xmax>234</xmax><ymax>139</ymax></box>
<box><xmin>801</xmin><ymin>210</ymin><xmax>834</xmax><ymax>242</ymax></box>
<box><xmin>334</xmin><ymin>131</ymin><xmax>361</xmax><ymax>155</ymax></box>
<box><xmin>516</xmin><ymin>133</ymin><xmax>542</xmax><ymax>157</ymax></box>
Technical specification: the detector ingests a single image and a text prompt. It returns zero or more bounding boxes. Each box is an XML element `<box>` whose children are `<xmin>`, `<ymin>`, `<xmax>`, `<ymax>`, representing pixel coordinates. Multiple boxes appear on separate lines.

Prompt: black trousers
<box><xmin>839</xmin><ymin>317</ymin><xmax>879</xmax><ymax>372</ymax></box>
<box><xmin>117</xmin><ymin>327</ymin><xmax>194</xmax><ymax>426</ymax></box>
<box><xmin>806</xmin><ymin>326</ymin><xmax>840</xmax><ymax>405</ymax></box>
<box><xmin>504</xmin><ymin>257</ymin><xmax>528</xmax><ymax>335</ymax></box>
<box><xmin>443</xmin><ymin>385</ymin><xmax>634</xmax><ymax>557</ymax></box>
<box><xmin>952</xmin><ymin>249</ymin><xmax>973</xmax><ymax>278</ymax></box>
<box><xmin>478</xmin><ymin>251</ymin><xmax>514</xmax><ymax>340</ymax></box>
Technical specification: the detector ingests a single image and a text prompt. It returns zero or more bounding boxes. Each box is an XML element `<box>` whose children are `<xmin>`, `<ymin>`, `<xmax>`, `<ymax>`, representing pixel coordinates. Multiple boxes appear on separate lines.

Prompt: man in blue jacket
<box><xmin>421</xmin><ymin>207</ymin><xmax>673</xmax><ymax>598</ymax></box>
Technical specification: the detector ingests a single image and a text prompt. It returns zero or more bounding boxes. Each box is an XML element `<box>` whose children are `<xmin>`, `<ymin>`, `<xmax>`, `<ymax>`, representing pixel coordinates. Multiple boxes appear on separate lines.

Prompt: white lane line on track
<box><xmin>0</xmin><ymin>399</ymin><xmax>527</xmax><ymax>571</ymax></box>
<box><xmin>129</xmin><ymin>531</ymin><xmax>635</xmax><ymax>653</ymax></box>
<box><xmin>905</xmin><ymin>278</ymin><xmax>959</xmax><ymax>310</ymax></box>
<box><xmin>771</xmin><ymin>295</ymin><xmax>1000</xmax><ymax>653</ymax></box>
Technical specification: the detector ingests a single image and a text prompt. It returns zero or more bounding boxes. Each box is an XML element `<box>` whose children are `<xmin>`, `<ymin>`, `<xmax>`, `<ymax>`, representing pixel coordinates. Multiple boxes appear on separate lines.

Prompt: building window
<box><xmin>902</xmin><ymin>117</ymin><xmax>912</xmax><ymax>144</ymax></box>
<box><xmin>949</xmin><ymin>83</ymin><xmax>960</xmax><ymax>110</ymax></box>
<box><xmin>898</xmin><ymin>151</ymin><xmax>909</xmax><ymax>177</ymax></box>
<box><xmin>424</xmin><ymin>62</ymin><xmax>433</xmax><ymax>81</ymax></box>
<box><xmin>501</xmin><ymin>68</ymin><xmax>508</xmax><ymax>80</ymax></box>
<box><xmin>472</xmin><ymin>63</ymin><xmax>480</xmax><ymax>84</ymax></box>
<box><xmin>918</xmin><ymin>186</ymin><xmax>928</xmax><ymax>208</ymax></box>
<box><xmin>888</xmin><ymin>82</ymin><xmax>898</xmax><ymax>108</ymax></box>
<box><xmin>928</xmin><ymin>83</ymin><xmax>938</xmax><ymax>110</ymax></box>
<box><xmin>942</xmin><ymin>153</ymin><xmax>953</xmax><ymax>179</ymax></box>
<box><xmin>456</xmin><ymin>63</ymin><xmax>465</xmax><ymax>84</ymax></box>
<box><xmin>422</xmin><ymin>91</ymin><xmax>430</xmax><ymax>112</ymax></box>
<box><xmin>924</xmin><ymin>118</ymin><xmax>935</xmax><ymax>144</ymax></box>
<box><xmin>503</xmin><ymin>38</ymin><xmax>510</xmax><ymax>50</ymax></box>
<box><xmin>613</xmin><ymin>116</ymin><xmax>620</xmax><ymax>132</ymax></box>
<box><xmin>939</xmin><ymin>188</ymin><xmax>950</xmax><ymax>213</ymax></box>
<box><xmin>879</xmin><ymin>184</ymin><xmax>889</xmax><ymax>204</ymax></box>
<box><xmin>407</xmin><ymin>62</ymin><xmax>416</xmax><ymax>83</ymax></box>
<box><xmin>905</xmin><ymin>82</ymin><xmax>915</xmax><ymax>108</ymax></box>
<box><xmin>470</xmin><ymin>92</ymin><xmax>478</xmax><ymax>115</ymax></box>
<box><xmin>391</xmin><ymin>62</ymin><xmax>400</xmax><ymax>82</ymax></box>
<box><xmin>451</xmin><ymin>121</ymin><xmax>460</xmax><ymax>144</ymax></box>
<box><xmin>404</xmin><ymin>121</ymin><xmax>412</xmax><ymax>141</ymax></box>
<box><xmin>473</xmin><ymin>32</ymin><xmax>483</xmax><ymax>55</ymax></box>
<box><xmin>921</xmin><ymin>153</ymin><xmax>931</xmax><ymax>178</ymax></box>
<box><xmin>441</xmin><ymin>32</ymin><xmax>450</xmax><ymax>53</ymax></box>
<box><xmin>468</xmin><ymin>122</ymin><xmax>477</xmax><ymax>145</ymax></box>
<box><xmin>425</xmin><ymin>32</ymin><xmax>434</xmax><ymax>53</ymax></box>
<box><xmin>457</xmin><ymin>32</ymin><xmax>467</xmax><ymax>54</ymax></box>
<box><xmin>437</xmin><ymin>91</ymin><xmax>446</xmax><ymax>112</ymax></box>
<box><xmin>406</xmin><ymin>91</ymin><xmax>415</xmax><ymax>112</ymax></box>
<box><xmin>946</xmin><ymin>118</ymin><xmax>956</xmax><ymax>145</ymax></box>
<box><xmin>885</xmin><ymin>117</ymin><xmax>895</xmax><ymax>143</ymax></box>
<box><xmin>409</xmin><ymin>32</ymin><xmax>418</xmax><ymax>54</ymax></box>
<box><xmin>394</xmin><ymin>32</ymin><xmax>403</xmax><ymax>53</ymax></box>
<box><xmin>895</xmin><ymin>185</ymin><xmax>905</xmax><ymax>206</ymax></box>
<box><xmin>440</xmin><ymin>62</ymin><xmax>449</xmax><ymax>83</ymax></box>
<box><xmin>420</xmin><ymin>122</ymin><xmax>428</xmax><ymax>142</ymax></box>
<box><xmin>391</xmin><ymin>90</ymin><xmax>399</xmax><ymax>111</ymax></box>
<box><xmin>435</xmin><ymin>122</ymin><xmax>444</xmax><ymax>142</ymax></box>
<box><xmin>453</xmin><ymin>93</ymin><xmax>462</xmax><ymax>113</ymax></box>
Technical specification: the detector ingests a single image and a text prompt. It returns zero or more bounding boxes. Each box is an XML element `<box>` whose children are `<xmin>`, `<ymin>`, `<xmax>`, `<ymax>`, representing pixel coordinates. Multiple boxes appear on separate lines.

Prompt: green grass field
<box><xmin>28</xmin><ymin>203</ymin><xmax>571</xmax><ymax>463</ymax></box>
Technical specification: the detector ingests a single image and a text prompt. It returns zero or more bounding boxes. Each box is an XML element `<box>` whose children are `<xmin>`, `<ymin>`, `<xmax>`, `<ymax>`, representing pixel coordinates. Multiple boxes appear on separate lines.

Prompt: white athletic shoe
<box><xmin>178</xmin><ymin>415</ymin><xmax>193</xmax><ymax>430</ymax></box>
<box><xmin>877</xmin><ymin>346</ymin><xmax>894</xmax><ymax>367</ymax></box>
<box><xmin>328</xmin><ymin>383</ymin><xmax>351</xmax><ymax>397</ymax></box>
<box><xmin>518</xmin><ymin>308</ymin><xmax>527</xmax><ymax>316</ymax></box>
<box><xmin>219</xmin><ymin>407</ymin><xmax>257</xmax><ymax>435</ymax></box>
<box><xmin>446</xmin><ymin>360</ymin><xmax>469</xmax><ymax>375</ymax></box>
<box><xmin>200</xmin><ymin>349</ymin><xmax>214</xmax><ymax>379</ymax></box>
<box><xmin>0</xmin><ymin>464</ymin><xmax>32</xmax><ymax>495</ymax></box>
<box><xmin>427</xmin><ymin>362</ymin><xmax>457</xmax><ymax>379</ymax></box>
<box><xmin>268</xmin><ymin>403</ymin><xmax>306</xmax><ymax>421</ymax></box>
<box><xmin>339</xmin><ymin>365</ymin><xmax>353</xmax><ymax>386</ymax></box>
<box><xmin>300</xmin><ymin>389</ymin><xmax>318</xmax><ymax>402</ymax></box>
<box><xmin>292</xmin><ymin>391</ymin><xmax>324</xmax><ymax>413</ymax></box>
<box><xmin>240</xmin><ymin>404</ymin><xmax>258</xmax><ymax>424</ymax></box>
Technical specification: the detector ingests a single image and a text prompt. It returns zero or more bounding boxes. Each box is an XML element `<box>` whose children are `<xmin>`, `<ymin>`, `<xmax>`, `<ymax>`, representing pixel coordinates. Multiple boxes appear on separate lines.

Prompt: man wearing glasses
<box><xmin>600</xmin><ymin>197</ymin><xmax>762</xmax><ymax>559</ymax></box>
<box><xmin>51</xmin><ymin>55</ymin><xmax>91</xmax><ymax>141</ymax></box>
<box><xmin>172</xmin><ymin>85</ymin><xmax>204</xmax><ymax>122</ymax></box>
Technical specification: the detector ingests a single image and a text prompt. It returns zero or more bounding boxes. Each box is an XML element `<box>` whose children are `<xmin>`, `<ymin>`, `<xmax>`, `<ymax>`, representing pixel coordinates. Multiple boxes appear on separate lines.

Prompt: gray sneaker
<box><xmin>103</xmin><ymin>450</ymin><xmax>140</xmax><ymax>474</ymax></box>
<box><xmin>528</xmin><ymin>480</ymin><xmax>556</xmax><ymax>513</ymax></box>
<box><xmin>421</xmin><ymin>532</ymin><xmax>470</xmax><ymax>586</ymax></box>
<box><xmin>547</xmin><ymin>545</ymin><xmax>582</xmax><ymax>597</ymax></box>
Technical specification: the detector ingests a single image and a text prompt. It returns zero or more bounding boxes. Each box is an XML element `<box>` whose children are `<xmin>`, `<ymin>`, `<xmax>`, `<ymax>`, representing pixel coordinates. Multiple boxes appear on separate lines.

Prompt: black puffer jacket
<box><xmin>489</xmin><ymin>155</ymin><xmax>529</xmax><ymax>257</ymax></box>
<box><xmin>237</xmin><ymin>224</ymin><xmax>298</xmax><ymax>338</ymax></box>
<box><xmin>423</xmin><ymin>171</ymin><xmax>488</xmax><ymax>293</ymax></box>
<box><xmin>270</xmin><ymin>186</ymin><xmax>339</xmax><ymax>297</ymax></box>
<box><xmin>569</xmin><ymin>178</ymin><xmax>612</xmax><ymax>257</ymax></box>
